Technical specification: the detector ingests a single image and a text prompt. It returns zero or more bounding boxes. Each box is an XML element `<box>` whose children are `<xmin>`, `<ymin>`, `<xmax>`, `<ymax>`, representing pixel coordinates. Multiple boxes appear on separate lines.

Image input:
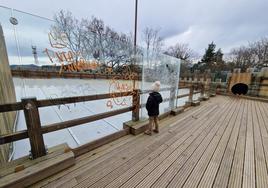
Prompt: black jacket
<box><xmin>146</xmin><ymin>92</ymin><xmax>163</xmax><ymax>116</ymax></box>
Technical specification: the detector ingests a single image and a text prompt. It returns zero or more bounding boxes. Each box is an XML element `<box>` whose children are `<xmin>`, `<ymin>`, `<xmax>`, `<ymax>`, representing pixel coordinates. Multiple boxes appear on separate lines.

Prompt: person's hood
<box><xmin>150</xmin><ymin>92</ymin><xmax>162</xmax><ymax>102</ymax></box>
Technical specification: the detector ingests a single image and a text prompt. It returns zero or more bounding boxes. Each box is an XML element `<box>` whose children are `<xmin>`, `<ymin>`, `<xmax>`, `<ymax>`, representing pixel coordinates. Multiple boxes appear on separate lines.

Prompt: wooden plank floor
<box><xmin>31</xmin><ymin>96</ymin><xmax>268</xmax><ymax>188</ymax></box>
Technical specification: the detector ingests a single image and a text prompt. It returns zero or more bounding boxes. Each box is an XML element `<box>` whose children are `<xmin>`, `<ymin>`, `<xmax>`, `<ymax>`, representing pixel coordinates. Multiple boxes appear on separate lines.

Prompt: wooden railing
<box><xmin>0</xmin><ymin>83</ymin><xmax>206</xmax><ymax>160</ymax></box>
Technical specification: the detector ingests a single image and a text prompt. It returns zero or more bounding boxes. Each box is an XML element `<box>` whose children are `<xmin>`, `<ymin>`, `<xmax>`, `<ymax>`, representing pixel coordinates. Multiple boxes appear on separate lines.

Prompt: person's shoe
<box><xmin>144</xmin><ymin>131</ymin><xmax>152</xmax><ymax>136</ymax></box>
<box><xmin>153</xmin><ymin>129</ymin><xmax>159</xmax><ymax>133</ymax></box>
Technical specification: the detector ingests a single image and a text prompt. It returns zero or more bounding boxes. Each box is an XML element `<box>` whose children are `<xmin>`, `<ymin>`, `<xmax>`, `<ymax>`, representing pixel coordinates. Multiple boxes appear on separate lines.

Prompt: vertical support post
<box><xmin>169</xmin><ymin>86</ymin><xmax>176</xmax><ymax>109</ymax></box>
<box><xmin>22</xmin><ymin>97</ymin><xmax>46</xmax><ymax>159</ymax></box>
<box><xmin>200</xmin><ymin>84</ymin><xmax>205</xmax><ymax>98</ymax></box>
<box><xmin>134</xmin><ymin>0</ymin><xmax>138</xmax><ymax>49</ymax></box>
<box><xmin>188</xmin><ymin>85</ymin><xmax>194</xmax><ymax>103</ymax></box>
<box><xmin>212</xmin><ymin>83</ymin><xmax>215</xmax><ymax>96</ymax></box>
<box><xmin>255</xmin><ymin>77</ymin><xmax>261</xmax><ymax>97</ymax></box>
<box><xmin>209</xmin><ymin>81</ymin><xmax>215</xmax><ymax>95</ymax></box>
<box><xmin>216</xmin><ymin>85</ymin><xmax>221</xmax><ymax>94</ymax></box>
<box><xmin>132</xmin><ymin>89</ymin><xmax>140</xmax><ymax>121</ymax></box>
<box><xmin>204</xmin><ymin>80</ymin><xmax>208</xmax><ymax>97</ymax></box>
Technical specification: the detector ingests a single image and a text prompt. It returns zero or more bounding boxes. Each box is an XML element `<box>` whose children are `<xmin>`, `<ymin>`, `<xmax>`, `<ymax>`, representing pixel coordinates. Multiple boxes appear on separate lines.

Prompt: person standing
<box><xmin>145</xmin><ymin>81</ymin><xmax>163</xmax><ymax>135</ymax></box>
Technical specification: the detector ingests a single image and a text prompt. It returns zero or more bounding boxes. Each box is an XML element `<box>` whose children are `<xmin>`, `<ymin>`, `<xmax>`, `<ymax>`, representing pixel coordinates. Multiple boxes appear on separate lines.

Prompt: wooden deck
<box><xmin>31</xmin><ymin>96</ymin><xmax>268</xmax><ymax>188</ymax></box>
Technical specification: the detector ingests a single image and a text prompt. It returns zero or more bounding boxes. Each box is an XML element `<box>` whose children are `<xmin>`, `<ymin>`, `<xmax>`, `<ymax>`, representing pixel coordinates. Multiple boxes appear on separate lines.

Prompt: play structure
<box><xmin>227</xmin><ymin>68</ymin><xmax>268</xmax><ymax>97</ymax></box>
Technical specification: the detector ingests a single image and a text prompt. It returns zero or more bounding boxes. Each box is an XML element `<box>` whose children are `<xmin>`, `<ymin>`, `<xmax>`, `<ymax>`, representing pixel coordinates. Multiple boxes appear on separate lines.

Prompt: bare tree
<box><xmin>142</xmin><ymin>27</ymin><xmax>164</xmax><ymax>53</ymax></box>
<box><xmin>165</xmin><ymin>43</ymin><xmax>195</xmax><ymax>60</ymax></box>
<box><xmin>229</xmin><ymin>37</ymin><xmax>268</xmax><ymax>71</ymax></box>
<box><xmin>230</xmin><ymin>46</ymin><xmax>254</xmax><ymax>71</ymax></box>
<box><xmin>50</xmin><ymin>10</ymin><xmax>135</xmax><ymax>70</ymax></box>
<box><xmin>142</xmin><ymin>27</ymin><xmax>163</xmax><ymax>68</ymax></box>
<box><xmin>165</xmin><ymin>43</ymin><xmax>197</xmax><ymax>74</ymax></box>
<box><xmin>249</xmin><ymin>37</ymin><xmax>268</xmax><ymax>65</ymax></box>
<box><xmin>50</xmin><ymin>10</ymin><xmax>85</xmax><ymax>62</ymax></box>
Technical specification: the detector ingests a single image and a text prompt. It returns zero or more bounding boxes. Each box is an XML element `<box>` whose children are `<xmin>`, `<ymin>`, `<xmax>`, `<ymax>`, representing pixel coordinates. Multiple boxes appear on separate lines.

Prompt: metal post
<box><xmin>22</xmin><ymin>97</ymin><xmax>46</xmax><ymax>159</ymax></box>
<box><xmin>132</xmin><ymin>89</ymin><xmax>140</xmax><ymax>121</ymax></box>
<box><xmin>134</xmin><ymin>0</ymin><xmax>138</xmax><ymax>49</ymax></box>
<box><xmin>132</xmin><ymin>0</ymin><xmax>139</xmax><ymax>90</ymax></box>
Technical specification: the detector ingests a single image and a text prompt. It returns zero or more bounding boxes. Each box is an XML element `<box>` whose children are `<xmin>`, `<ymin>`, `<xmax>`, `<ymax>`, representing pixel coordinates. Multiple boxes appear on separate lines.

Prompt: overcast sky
<box><xmin>0</xmin><ymin>0</ymin><xmax>268</xmax><ymax>55</ymax></box>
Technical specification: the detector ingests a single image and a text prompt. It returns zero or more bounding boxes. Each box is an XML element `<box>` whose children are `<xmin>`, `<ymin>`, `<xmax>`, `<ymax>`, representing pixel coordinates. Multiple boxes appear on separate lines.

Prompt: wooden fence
<box><xmin>0</xmin><ymin>83</ymin><xmax>205</xmax><ymax>160</ymax></box>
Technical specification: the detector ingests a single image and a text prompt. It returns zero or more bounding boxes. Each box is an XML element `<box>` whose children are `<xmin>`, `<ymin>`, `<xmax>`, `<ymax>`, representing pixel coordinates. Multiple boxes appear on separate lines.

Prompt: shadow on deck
<box><xmin>28</xmin><ymin>96</ymin><xmax>268</xmax><ymax>187</ymax></box>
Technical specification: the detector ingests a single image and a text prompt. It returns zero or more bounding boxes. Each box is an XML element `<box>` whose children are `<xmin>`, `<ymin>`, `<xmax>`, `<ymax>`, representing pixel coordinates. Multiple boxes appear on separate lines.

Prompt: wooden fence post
<box><xmin>21</xmin><ymin>97</ymin><xmax>46</xmax><ymax>159</ymax></box>
<box><xmin>200</xmin><ymin>83</ymin><xmax>205</xmax><ymax>98</ymax></box>
<box><xmin>188</xmin><ymin>84</ymin><xmax>194</xmax><ymax>103</ymax></box>
<box><xmin>209</xmin><ymin>82</ymin><xmax>215</xmax><ymax>95</ymax></box>
<box><xmin>216</xmin><ymin>85</ymin><xmax>221</xmax><ymax>94</ymax></box>
<box><xmin>132</xmin><ymin>89</ymin><xmax>140</xmax><ymax>121</ymax></box>
<box><xmin>204</xmin><ymin>81</ymin><xmax>209</xmax><ymax>97</ymax></box>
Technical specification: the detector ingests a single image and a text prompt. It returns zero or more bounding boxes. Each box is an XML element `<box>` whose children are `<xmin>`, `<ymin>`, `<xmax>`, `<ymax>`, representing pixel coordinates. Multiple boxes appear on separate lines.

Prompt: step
<box><xmin>203</xmin><ymin>96</ymin><xmax>210</xmax><ymax>101</ymax></box>
<box><xmin>192</xmin><ymin>100</ymin><xmax>201</xmax><ymax>106</ymax></box>
<box><xmin>123</xmin><ymin>120</ymin><xmax>149</xmax><ymax>135</ymax></box>
<box><xmin>210</xmin><ymin>93</ymin><xmax>216</xmax><ymax>97</ymax></box>
<box><xmin>171</xmin><ymin>107</ymin><xmax>184</xmax><ymax>116</ymax></box>
<box><xmin>185</xmin><ymin>100</ymin><xmax>201</xmax><ymax>107</ymax></box>
<box><xmin>199</xmin><ymin>96</ymin><xmax>210</xmax><ymax>101</ymax></box>
<box><xmin>0</xmin><ymin>143</ymin><xmax>75</xmax><ymax>187</ymax></box>
<box><xmin>123</xmin><ymin>111</ymin><xmax>172</xmax><ymax>135</ymax></box>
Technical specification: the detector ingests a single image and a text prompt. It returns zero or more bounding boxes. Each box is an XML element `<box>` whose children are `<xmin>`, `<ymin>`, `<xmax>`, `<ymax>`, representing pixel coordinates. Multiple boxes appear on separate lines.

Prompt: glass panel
<box><xmin>11</xmin><ymin>10</ymin><xmax>53</xmax><ymax>66</ymax></box>
<box><xmin>140</xmin><ymin>50</ymin><xmax>181</xmax><ymax>119</ymax></box>
<box><xmin>0</xmin><ymin>8</ymin><xmax>180</xmax><ymax>160</ymax></box>
<box><xmin>0</xmin><ymin>6</ymin><xmax>19</xmax><ymax>64</ymax></box>
<box><xmin>0</xmin><ymin>8</ymin><xmax>140</xmax><ymax>160</ymax></box>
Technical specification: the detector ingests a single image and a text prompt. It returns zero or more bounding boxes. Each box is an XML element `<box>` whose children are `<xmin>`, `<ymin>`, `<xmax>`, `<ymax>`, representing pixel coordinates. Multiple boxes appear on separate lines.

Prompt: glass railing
<box><xmin>0</xmin><ymin>6</ymin><xmax>181</xmax><ymax>160</ymax></box>
<box><xmin>140</xmin><ymin>50</ymin><xmax>180</xmax><ymax>119</ymax></box>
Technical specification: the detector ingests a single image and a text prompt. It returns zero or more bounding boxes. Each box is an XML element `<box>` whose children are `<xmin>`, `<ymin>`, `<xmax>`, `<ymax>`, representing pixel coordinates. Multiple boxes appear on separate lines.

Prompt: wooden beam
<box><xmin>177</xmin><ymin>93</ymin><xmax>190</xmax><ymax>99</ymax></box>
<box><xmin>36</xmin><ymin>91</ymin><xmax>132</xmax><ymax>108</ymax></box>
<box><xmin>0</xmin><ymin>130</ymin><xmax>28</xmax><ymax>145</ymax></box>
<box><xmin>0</xmin><ymin>150</ymin><xmax>75</xmax><ymax>187</ymax></box>
<box><xmin>42</xmin><ymin>107</ymin><xmax>133</xmax><ymax>134</ymax></box>
<box><xmin>0</xmin><ymin>102</ymin><xmax>23</xmax><ymax>113</ymax></box>
<box><xmin>132</xmin><ymin>89</ymin><xmax>140</xmax><ymax>121</ymax></box>
<box><xmin>140</xmin><ymin>87</ymin><xmax>174</xmax><ymax>94</ymax></box>
<box><xmin>0</xmin><ymin>107</ymin><xmax>133</xmax><ymax>145</ymax></box>
<box><xmin>188</xmin><ymin>85</ymin><xmax>194</xmax><ymax>102</ymax></box>
<box><xmin>72</xmin><ymin>128</ymin><xmax>130</xmax><ymax>157</ymax></box>
<box><xmin>21</xmin><ymin>98</ymin><xmax>46</xmax><ymax>159</ymax></box>
<box><xmin>0</xmin><ymin>91</ymin><xmax>133</xmax><ymax>113</ymax></box>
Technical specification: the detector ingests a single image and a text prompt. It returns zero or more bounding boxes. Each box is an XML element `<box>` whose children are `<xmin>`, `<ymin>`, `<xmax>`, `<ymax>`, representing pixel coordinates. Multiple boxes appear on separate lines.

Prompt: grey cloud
<box><xmin>0</xmin><ymin>0</ymin><xmax>268</xmax><ymax>55</ymax></box>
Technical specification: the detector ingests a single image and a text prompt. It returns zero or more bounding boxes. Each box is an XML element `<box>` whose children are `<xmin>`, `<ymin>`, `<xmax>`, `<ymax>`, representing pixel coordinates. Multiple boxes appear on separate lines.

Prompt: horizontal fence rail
<box><xmin>0</xmin><ymin>107</ymin><xmax>133</xmax><ymax>145</ymax></box>
<box><xmin>41</xmin><ymin>107</ymin><xmax>133</xmax><ymax>134</ymax></box>
<box><xmin>0</xmin><ymin>91</ymin><xmax>133</xmax><ymax>113</ymax></box>
<box><xmin>0</xmin><ymin>102</ymin><xmax>23</xmax><ymax>113</ymax></box>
